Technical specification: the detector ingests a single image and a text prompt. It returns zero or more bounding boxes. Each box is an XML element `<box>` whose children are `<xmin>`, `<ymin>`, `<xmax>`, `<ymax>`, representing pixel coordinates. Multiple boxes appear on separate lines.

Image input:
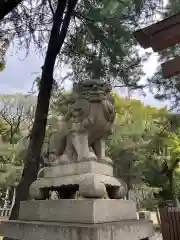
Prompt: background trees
<box><xmin>1</xmin><ymin>89</ymin><xmax>180</xmax><ymax>210</ymax></box>
<box><xmin>0</xmin><ymin>94</ymin><xmax>35</xmax><ymax>206</ymax></box>
<box><xmin>141</xmin><ymin>118</ymin><xmax>180</xmax><ymax>207</ymax></box>
<box><xmin>0</xmin><ymin>94</ymin><xmax>36</xmax><ymax>143</ymax></box>
<box><xmin>107</xmin><ymin>93</ymin><xmax>180</xmax><ymax>207</ymax></box>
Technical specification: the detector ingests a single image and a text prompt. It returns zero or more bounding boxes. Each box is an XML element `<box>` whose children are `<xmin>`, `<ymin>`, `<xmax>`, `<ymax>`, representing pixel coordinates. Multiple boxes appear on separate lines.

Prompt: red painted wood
<box><xmin>134</xmin><ymin>13</ymin><xmax>180</xmax><ymax>50</ymax></box>
<box><xmin>134</xmin><ymin>12</ymin><xmax>180</xmax><ymax>78</ymax></box>
<box><xmin>161</xmin><ymin>56</ymin><xmax>180</xmax><ymax>78</ymax></box>
<box><xmin>159</xmin><ymin>207</ymin><xmax>180</xmax><ymax>240</ymax></box>
<box><xmin>151</xmin><ymin>24</ymin><xmax>180</xmax><ymax>51</ymax></box>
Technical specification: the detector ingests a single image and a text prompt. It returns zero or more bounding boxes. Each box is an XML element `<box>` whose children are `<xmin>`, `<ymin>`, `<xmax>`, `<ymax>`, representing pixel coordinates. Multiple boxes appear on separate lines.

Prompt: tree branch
<box><xmin>48</xmin><ymin>0</ymin><xmax>54</xmax><ymax>16</ymax></box>
<box><xmin>53</xmin><ymin>0</ymin><xmax>78</xmax><ymax>55</ymax></box>
<box><xmin>0</xmin><ymin>0</ymin><xmax>22</xmax><ymax>21</ymax></box>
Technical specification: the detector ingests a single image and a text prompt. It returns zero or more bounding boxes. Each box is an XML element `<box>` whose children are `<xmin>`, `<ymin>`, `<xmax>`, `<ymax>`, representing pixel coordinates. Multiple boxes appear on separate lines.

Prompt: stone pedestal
<box><xmin>0</xmin><ymin>80</ymin><xmax>155</xmax><ymax>239</ymax></box>
<box><xmin>0</xmin><ymin>161</ymin><xmax>154</xmax><ymax>240</ymax></box>
<box><xmin>0</xmin><ymin>199</ymin><xmax>154</xmax><ymax>240</ymax></box>
<box><xmin>29</xmin><ymin>160</ymin><xmax>128</xmax><ymax>200</ymax></box>
<box><xmin>0</xmin><ymin>160</ymin><xmax>154</xmax><ymax>239</ymax></box>
<box><xmin>18</xmin><ymin>199</ymin><xmax>137</xmax><ymax>223</ymax></box>
<box><xmin>0</xmin><ymin>219</ymin><xmax>154</xmax><ymax>240</ymax></box>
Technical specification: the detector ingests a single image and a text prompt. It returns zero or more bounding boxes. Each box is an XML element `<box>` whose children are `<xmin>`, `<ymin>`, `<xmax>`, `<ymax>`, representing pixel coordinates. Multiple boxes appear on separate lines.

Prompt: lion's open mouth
<box><xmin>81</xmin><ymin>91</ymin><xmax>105</xmax><ymax>101</ymax></box>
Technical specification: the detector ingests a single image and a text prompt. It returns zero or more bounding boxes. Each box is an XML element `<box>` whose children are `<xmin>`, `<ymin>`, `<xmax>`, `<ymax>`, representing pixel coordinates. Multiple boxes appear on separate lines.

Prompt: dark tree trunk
<box><xmin>0</xmin><ymin>0</ymin><xmax>22</xmax><ymax>21</ymax></box>
<box><xmin>5</xmin><ymin>1</ymin><xmax>78</xmax><ymax>238</ymax></box>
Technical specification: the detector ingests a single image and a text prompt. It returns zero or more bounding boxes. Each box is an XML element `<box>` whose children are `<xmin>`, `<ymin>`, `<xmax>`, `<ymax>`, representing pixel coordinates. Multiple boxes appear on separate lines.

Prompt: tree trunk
<box><xmin>6</xmin><ymin>0</ymin><xmax>78</xmax><ymax>233</ymax></box>
<box><xmin>0</xmin><ymin>0</ymin><xmax>22</xmax><ymax>21</ymax></box>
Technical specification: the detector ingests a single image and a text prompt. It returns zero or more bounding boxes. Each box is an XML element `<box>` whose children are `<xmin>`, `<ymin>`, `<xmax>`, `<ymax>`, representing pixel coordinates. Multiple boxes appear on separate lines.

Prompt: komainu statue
<box><xmin>50</xmin><ymin>79</ymin><xmax>116</xmax><ymax>164</ymax></box>
<box><xmin>30</xmin><ymin>79</ymin><xmax>128</xmax><ymax>200</ymax></box>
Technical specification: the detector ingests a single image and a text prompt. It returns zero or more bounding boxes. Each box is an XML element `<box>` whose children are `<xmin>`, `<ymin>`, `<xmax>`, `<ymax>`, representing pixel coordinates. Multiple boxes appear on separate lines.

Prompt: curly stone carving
<box><xmin>79</xmin><ymin>174</ymin><xmax>106</xmax><ymax>198</ymax></box>
<box><xmin>29</xmin><ymin>183</ymin><xmax>48</xmax><ymax>200</ymax></box>
<box><xmin>49</xmin><ymin>79</ymin><xmax>116</xmax><ymax>164</ymax></box>
<box><xmin>107</xmin><ymin>183</ymin><xmax>128</xmax><ymax>199</ymax></box>
<box><xmin>29</xmin><ymin>171</ymin><xmax>128</xmax><ymax>200</ymax></box>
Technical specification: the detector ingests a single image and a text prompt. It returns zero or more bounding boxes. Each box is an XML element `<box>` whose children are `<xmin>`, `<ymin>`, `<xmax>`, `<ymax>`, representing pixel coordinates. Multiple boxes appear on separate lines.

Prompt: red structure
<box><xmin>134</xmin><ymin>13</ymin><xmax>180</xmax><ymax>78</ymax></box>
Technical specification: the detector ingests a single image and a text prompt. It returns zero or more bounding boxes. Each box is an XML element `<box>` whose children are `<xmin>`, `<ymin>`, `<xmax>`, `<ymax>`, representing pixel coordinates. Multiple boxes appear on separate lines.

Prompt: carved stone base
<box><xmin>18</xmin><ymin>199</ymin><xmax>137</xmax><ymax>223</ymax></box>
<box><xmin>0</xmin><ymin>199</ymin><xmax>154</xmax><ymax>239</ymax></box>
<box><xmin>30</xmin><ymin>160</ymin><xmax>127</xmax><ymax>200</ymax></box>
<box><xmin>29</xmin><ymin>173</ymin><xmax>127</xmax><ymax>200</ymax></box>
<box><xmin>38</xmin><ymin>159</ymin><xmax>114</xmax><ymax>178</ymax></box>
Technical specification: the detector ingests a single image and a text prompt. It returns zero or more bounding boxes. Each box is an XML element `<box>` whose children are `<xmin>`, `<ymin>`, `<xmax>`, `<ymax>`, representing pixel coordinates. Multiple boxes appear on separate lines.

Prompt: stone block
<box><xmin>0</xmin><ymin>219</ymin><xmax>154</xmax><ymax>240</ymax></box>
<box><xmin>41</xmin><ymin>160</ymin><xmax>114</xmax><ymax>178</ymax></box>
<box><xmin>19</xmin><ymin>199</ymin><xmax>137</xmax><ymax>223</ymax></box>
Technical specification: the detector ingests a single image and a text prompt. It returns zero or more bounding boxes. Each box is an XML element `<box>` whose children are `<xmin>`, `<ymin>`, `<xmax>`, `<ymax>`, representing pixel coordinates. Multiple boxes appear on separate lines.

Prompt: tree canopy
<box><xmin>1</xmin><ymin>0</ymin><xmax>164</xmax><ymax>87</ymax></box>
<box><xmin>107</xmin><ymin>93</ymin><xmax>180</xmax><ymax>206</ymax></box>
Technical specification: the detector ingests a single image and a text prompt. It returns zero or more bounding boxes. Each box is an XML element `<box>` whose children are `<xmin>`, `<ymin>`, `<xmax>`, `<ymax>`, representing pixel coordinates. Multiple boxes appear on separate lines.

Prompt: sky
<box><xmin>0</xmin><ymin>41</ymin><xmax>169</xmax><ymax>109</ymax></box>
<box><xmin>0</xmin><ymin>44</ymin><xmax>43</xmax><ymax>94</ymax></box>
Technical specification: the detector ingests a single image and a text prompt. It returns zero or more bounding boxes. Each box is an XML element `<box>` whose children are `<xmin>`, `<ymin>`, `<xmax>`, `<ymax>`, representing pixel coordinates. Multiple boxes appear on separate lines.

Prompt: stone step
<box><xmin>0</xmin><ymin>219</ymin><xmax>154</xmax><ymax>240</ymax></box>
<box><xmin>19</xmin><ymin>199</ymin><xmax>137</xmax><ymax>224</ymax></box>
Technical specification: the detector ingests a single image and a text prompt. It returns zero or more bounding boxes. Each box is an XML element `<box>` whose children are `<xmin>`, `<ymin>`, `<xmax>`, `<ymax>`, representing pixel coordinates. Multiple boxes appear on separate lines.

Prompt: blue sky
<box><xmin>0</xmin><ymin>44</ymin><xmax>43</xmax><ymax>94</ymax></box>
<box><xmin>0</xmin><ymin>42</ymin><xmax>169</xmax><ymax>109</ymax></box>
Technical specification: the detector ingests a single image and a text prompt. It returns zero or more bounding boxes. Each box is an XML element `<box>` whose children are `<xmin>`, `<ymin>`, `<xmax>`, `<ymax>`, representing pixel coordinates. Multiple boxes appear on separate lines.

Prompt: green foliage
<box><xmin>0</xmin><ymin>94</ymin><xmax>36</xmax><ymax>187</ymax></box>
<box><xmin>50</xmin><ymin>90</ymin><xmax>180</xmax><ymax>206</ymax></box>
<box><xmin>0</xmin><ymin>141</ymin><xmax>24</xmax><ymax>187</ymax></box>
<box><xmin>0</xmin><ymin>37</ymin><xmax>9</xmax><ymax>72</ymax></box>
<box><xmin>1</xmin><ymin>87</ymin><xmax>180</xmax><ymax>208</ymax></box>
<box><xmin>0</xmin><ymin>61</ymin><xmax>5</xmax><ymax>72</ymax></box>
<box><xmin>0</xmin><ymin>90</ymin><xmax>178</xmax><ymax>207</ymax></box>
<box><xmin>51</xmin><ymin>91</ymin><xmax>73</xmax><ymax>117</ymax></box>
<box><xmin>139</xmin><ymin>116</ymin><xmax>180</xmax><ymax>205</ymax></box>
<box><xmin>107</xmin><ymin>94</ymin><xmax>162</xmax><ymax>189</ymax></box>
<box><xmin>106</xmin><ymin>93</ymin><xmax>180</xmax><ymax>206</ymax></box>
<box><xmin>1</xmin><ymin>0</ymin><xmax>164</xmax><ymax>88</ymax></box>
<box><xmin>61</xmin><ymin>0</ymin><xmax>152</xmax><ymax>87</ymax></box>
<box><xmin>0</xmin><ymin>94</ymin><xmax>36</xmax><ymax>143</ymax></box>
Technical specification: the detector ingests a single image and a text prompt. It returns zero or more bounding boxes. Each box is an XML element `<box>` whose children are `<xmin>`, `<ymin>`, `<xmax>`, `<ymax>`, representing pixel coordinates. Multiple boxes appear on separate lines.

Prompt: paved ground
<box><xmin>150</xmin><ymin>232</ymin><xmax>162</xmax><ymax>240</ymax></box>
<box><xmin>0</xmin><ymin>234</ymin><xmax>162</xmax><ymax>240</ymax></box>
<box><xmin>0</xmin><ymin>234</ymin><xmax>163</xmax><ymax>240</ymax></box>
<box><xmin>0</xmin><ymin>232</ymin><xmax>163</xmax><ymax>240</ymax></box>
